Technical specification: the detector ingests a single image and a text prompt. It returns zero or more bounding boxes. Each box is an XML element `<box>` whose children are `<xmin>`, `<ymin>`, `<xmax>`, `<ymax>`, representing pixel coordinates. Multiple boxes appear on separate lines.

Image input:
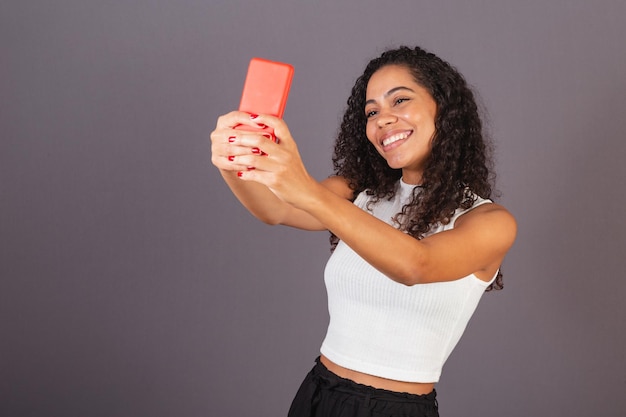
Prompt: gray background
<box><xmin>2</xmin><ymin>1</ymin><xmax>625</xmax><ymax>416</ymax></box>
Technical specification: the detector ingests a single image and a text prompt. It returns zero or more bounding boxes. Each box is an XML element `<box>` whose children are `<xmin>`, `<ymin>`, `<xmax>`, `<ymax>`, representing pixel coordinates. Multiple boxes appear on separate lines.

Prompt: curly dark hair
<box><xmin>331</xmin><ymin>46</ymin><xmax>502</xmax><ymax>291</ymax></box>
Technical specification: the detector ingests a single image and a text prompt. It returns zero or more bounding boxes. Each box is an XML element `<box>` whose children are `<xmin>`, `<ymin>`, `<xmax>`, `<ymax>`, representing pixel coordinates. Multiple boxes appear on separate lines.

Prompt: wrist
<box><xmin>292</xmin><ymin>179</ymin><xmax>333</xmax><ymax>214</ymax></box>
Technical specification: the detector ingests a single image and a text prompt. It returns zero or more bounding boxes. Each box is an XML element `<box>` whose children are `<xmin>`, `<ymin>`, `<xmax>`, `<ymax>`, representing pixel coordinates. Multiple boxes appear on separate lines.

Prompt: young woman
<box><xmin>210</xmin><ymin>46</ymin><xmax>517</xmax><ymax>417</ymax></box>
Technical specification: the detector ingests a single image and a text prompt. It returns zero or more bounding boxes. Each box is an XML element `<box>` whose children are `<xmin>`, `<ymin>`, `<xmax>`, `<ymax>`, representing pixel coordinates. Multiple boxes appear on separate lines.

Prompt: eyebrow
<box><xmin>365</xmin><ymin>86</ymin><xmax>416</xmax><ymax>106</ymax></box>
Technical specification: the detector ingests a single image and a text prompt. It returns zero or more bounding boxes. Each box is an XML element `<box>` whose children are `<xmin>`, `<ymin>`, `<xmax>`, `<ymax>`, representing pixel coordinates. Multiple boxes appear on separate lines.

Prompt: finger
<box><xmin>247</xmin><ymin>114</ymin><xmax>293</xmax><ymax>146</ymax></box>
<box><xmin>212</xmin><ymin>151</ymin><xmax>261</xmax><ymax>172</ymax></box>
<box><xmin>211</xmin><ymin>150</ymin><xmax>246</xmax><ymax>170</ymax></box>
<box><xmin>214</xmin><ymin>111</ymin><xmax>245</xmax><ymax>129</ymax></box>
<box><xmin>236</xmin><ymin>167</ymin><xmax>284</xmax><ymax>193</ymax></box>
<box><xmin>215</xmin><ymin>110</ymin><xmax>269</xmax><ymax>130</ymax></box>
<box><xmin>212</xmin><ymin>127</ymin><xmax>271</xmax><ymax>153</ymax></box>
<box><xmin>211</xmin><ymin>131</ymin><xmax>262</xmax><ymax>168</ymax></box>
<box><xmin>210</xmin><ymin>133</ymin><xmax>245</xmax><ymax>157</ymax></box>
<box><xmin>234</xmin><ymin>131</ymin><xmax>281</xmax><ymax>156</ymax></box>
<box><xmin>228</xmin><ymin>149</ymin><xmax>276</xmax><ymax>171</ymax></box>
<box><xmin>213</xmin><ymin>159</ymin><xmax>253</xmax><ymax>172</ymax></box>
<box><xmin>236</xmin><ymin>167</ymin><xmax>271</xmax><ymax>184</ymax></box>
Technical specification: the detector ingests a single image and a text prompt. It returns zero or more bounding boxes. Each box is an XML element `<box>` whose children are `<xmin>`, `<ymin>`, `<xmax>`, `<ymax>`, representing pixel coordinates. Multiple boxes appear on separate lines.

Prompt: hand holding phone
<box><xmin>235</xmin><ymin>58</ymin><xmax>294</xmax><ymax>141</ymax></box>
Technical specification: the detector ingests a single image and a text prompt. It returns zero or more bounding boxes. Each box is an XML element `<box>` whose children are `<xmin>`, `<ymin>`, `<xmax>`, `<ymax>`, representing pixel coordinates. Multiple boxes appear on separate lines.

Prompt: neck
<box><xmin>401</xmin><ymin>170</ymin><xmax>423</xmax><ymax>185</ymax></box>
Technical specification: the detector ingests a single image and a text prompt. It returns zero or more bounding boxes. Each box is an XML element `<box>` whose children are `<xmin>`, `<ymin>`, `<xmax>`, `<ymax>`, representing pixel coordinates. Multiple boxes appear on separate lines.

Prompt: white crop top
<box><xmin>320</xmin><ymin>178</ymin><xmax>495</xmax><ymax>383</ymax></box>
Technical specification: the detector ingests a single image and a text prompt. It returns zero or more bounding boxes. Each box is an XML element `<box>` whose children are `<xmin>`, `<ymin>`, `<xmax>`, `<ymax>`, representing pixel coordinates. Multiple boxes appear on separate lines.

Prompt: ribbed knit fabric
<box><xmin>320</xmin><ymin>178</ymin><xmax>496</xmax><ymax>383</ymax></box>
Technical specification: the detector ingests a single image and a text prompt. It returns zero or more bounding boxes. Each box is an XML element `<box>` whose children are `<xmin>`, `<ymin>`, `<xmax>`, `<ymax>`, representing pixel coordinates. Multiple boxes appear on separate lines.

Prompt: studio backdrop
<box><xmin>1</xmin><ymin>1</ymin><xmax>625</xmax><ymax>416</ymax></box>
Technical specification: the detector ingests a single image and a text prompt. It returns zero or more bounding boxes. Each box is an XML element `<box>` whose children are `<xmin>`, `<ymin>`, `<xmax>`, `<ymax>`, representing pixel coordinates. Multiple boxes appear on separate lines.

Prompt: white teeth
<box><xmin>382</xmin><ymin>132</ymin><xmax>409</xmax><ymax>147</ymax></box>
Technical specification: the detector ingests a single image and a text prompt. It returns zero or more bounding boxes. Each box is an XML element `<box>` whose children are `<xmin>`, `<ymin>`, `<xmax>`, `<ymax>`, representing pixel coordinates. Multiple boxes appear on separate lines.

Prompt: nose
<box><xmin>376</xmin><ymin>109</ymin><xmax>397</xmax><ymax>128</ymax></box>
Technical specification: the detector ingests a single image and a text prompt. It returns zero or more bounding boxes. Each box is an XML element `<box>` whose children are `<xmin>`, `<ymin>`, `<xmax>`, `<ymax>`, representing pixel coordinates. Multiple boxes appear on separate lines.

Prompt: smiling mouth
<box><xmin>381</xmin><ymin>131</ymin><xmax>411</xmax><ymax>147</ymax></box>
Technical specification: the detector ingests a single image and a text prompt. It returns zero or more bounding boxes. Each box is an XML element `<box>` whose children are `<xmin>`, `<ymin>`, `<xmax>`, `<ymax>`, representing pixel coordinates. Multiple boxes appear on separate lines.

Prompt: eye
<box><xmin>394</xmin><ymin>97</ymin><xmax>410</xmax><ymax>105</ymax></box>
<box><xmin>365</xmin><ymin>109</ymin><xmax>378</xmax><ymax>118</ymax></box>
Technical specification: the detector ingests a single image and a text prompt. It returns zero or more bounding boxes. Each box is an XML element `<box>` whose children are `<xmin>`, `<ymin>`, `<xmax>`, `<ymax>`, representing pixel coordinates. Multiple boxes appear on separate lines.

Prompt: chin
<box><xmin>385</xmin><ymin>158</ymin><xmax>405</xmax><ymax>170</ymax></box>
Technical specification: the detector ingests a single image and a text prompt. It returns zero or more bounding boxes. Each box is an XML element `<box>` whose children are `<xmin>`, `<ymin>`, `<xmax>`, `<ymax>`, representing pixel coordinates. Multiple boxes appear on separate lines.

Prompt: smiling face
<box><xmin>364</xmin><ymin>65</ymin><xmax>437</xmax><ymax>185</ymax></box>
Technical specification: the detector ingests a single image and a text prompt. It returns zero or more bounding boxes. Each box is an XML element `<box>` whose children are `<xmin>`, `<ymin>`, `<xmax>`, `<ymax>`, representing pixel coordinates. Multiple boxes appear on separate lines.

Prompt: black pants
<box><xmin>288</xmin><ymin>357</ymin><xmax>439</xmax><ymax>417</ymax></box>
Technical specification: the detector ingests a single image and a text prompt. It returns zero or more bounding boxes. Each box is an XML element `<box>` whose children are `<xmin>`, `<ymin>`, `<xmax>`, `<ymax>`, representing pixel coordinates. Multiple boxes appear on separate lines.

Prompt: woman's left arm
<box><xmin>296</xmin><ymin>186</ymin><xmax>516</xmax><ymax>285</ymax></box>
<box><xmin>236</xmin><ymin>115</ymin><xmax>517</xmax><ymax>285</ymax></box>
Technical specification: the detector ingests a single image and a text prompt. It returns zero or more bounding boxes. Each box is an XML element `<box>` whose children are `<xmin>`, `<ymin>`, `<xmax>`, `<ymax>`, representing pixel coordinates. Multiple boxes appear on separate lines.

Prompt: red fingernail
<box><xmin>251</xmin><ymin>148</ymin><xmax>260</xmax><ymax>154</ymax></box>
<box><xmin>237</xmin><ymin>171</ymin><xmax>243</xmax><ymax>177</ymax></box>
<box><xmin>249</xmin><ymin>113</ymin><xmax>258</xmax><ymax>119</ymax></box>
<box><xmin>247</xmin><ymin>166</ymin><xmax>256</xmax><ymax>170</ymax></box>
<box><xmin>228</xmin><ymin>136</ymin><xmax>236</xmax><ymax>143</ymax></box>
<box><xmin>262</xmin><ymin>133</ymin><xmax>272</xmax><ymax>140</ymax></box>
<box><xmin>228</xmin><ymin>155</ymin><xmax>235</xmax><ymax>161</ymax></box>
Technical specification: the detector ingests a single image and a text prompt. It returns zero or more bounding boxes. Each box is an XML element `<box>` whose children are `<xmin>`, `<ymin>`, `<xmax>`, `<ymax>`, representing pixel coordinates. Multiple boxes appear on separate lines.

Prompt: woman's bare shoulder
<box><xmin>455</xmin><ymin>202</ymin><xmax>517</xmax><ymax>248</ymax></box>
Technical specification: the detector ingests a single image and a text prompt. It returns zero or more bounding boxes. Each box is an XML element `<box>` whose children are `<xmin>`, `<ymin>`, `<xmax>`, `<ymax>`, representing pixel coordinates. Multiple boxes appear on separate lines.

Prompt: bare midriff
<box><xmin>320</xmin><ymin>355</ymin><xmax>435</xmax><ymax>395</ymax></box>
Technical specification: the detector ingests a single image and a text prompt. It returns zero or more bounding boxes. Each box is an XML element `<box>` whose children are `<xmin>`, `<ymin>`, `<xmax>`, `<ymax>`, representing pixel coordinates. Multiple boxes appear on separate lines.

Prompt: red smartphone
<box><xmin>235</xmin><ymin>57</ymin><xmax>294</xmax><ymax>141</ymax></box>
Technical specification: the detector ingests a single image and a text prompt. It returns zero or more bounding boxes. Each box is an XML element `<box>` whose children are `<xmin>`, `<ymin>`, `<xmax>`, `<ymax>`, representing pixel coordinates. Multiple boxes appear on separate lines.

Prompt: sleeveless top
<box><xmin>320</xmin><ymin>178</ymin><xmax>496</xmax><ymax>382</ymax></box>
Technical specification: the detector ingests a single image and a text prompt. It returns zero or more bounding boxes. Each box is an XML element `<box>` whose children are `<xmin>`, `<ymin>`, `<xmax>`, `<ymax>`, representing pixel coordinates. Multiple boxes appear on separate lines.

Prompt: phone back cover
<box><xmin>238</xmin><ymin>58</ymin><xmax>294</xmax><ymax>117</ymax></box>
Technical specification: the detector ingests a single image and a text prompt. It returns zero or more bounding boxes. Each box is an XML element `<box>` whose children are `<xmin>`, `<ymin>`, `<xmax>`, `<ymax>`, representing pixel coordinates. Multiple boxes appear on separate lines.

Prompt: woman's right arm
<box><xmin>210</xmin><ymin>111</ymin><xmax>352</xmax><ymax>231</ymax></box>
